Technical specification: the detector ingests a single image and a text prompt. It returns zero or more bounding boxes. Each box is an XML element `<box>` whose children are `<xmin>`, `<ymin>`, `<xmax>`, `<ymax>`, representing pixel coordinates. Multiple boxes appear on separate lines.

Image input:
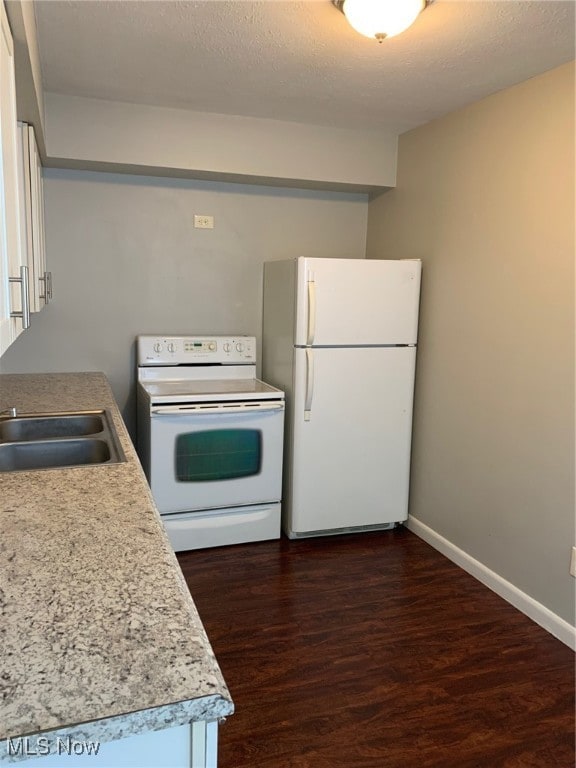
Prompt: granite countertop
<box><xmin>0</xmin><ymin>373</ymin><xmax>234</xmax><ymax>762</ymax></box>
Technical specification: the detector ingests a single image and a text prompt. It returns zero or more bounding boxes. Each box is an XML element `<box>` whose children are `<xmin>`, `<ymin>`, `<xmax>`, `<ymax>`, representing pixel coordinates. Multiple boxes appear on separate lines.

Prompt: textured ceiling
<box><xmin>34</xmin><ymin>0</ymin><xmax>575</xmax><ymax>133</ymax></box>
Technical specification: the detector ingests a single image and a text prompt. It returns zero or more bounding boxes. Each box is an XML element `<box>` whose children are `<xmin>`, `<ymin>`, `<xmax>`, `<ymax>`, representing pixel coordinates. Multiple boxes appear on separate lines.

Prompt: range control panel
<box><xmin>137</xmin><ymin>335</ymin><xmax>257</xmax><ymax>365</ymax></box>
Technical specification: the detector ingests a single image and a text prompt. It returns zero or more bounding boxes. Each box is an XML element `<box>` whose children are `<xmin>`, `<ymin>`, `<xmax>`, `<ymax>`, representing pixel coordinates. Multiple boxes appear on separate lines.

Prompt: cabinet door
<box><xmin>0</xmin><ymin>1</ymin><xmax>25</xmax><ymax>357</ymax></box>
<box><xmin>17</xmin><ymin>123</ymin><xmax>47</xmax><ymax>313</ymax></box>
<box><xmin>28</xmin><ymin>125</ymin><xmax>47</xmax><ymax>310</ymax></box>
<box><xmin>16</xmin><ymin>122</ymin><xmax>34</xmax><ymax>305</ymax></box>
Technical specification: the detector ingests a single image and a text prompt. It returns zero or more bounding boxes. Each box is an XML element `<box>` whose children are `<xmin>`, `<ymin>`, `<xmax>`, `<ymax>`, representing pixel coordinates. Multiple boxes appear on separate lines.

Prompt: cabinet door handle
<box><xmin>39</xmin><ymin>270</ymin><xmax>52</xmax><ymax>303</ymax></box>
<box><xmin>9</xmin><ymin>265</ymin><xmax>30</xmax><ymax>329</ymax></box>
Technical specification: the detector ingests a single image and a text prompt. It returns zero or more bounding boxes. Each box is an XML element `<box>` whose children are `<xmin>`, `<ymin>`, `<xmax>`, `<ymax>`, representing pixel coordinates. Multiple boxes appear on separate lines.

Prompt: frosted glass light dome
<box><xmin>342</xmin><ymin>0</ymin><xmax>426</xmax><ymax>41</ymax></box>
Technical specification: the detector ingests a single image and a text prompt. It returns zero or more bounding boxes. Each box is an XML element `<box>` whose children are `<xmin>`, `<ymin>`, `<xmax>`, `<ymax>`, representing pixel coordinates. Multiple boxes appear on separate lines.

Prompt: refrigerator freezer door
<box><xmin>287</xmin><ymin>346</ymin><xmax>416</xmax><ymax>536</ymax></box>
<box><xmin>295</xmin><ymin>258</ymin><xmax>421</xmax><ymax>347</ymax></box>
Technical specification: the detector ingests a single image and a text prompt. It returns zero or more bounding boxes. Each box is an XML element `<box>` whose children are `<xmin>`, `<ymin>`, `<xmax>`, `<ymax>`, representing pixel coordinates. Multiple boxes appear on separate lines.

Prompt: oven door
<box><xmin>148</xmin><ymin>402</ymin><xmax>284</xmax><ymax>514</ymax></box>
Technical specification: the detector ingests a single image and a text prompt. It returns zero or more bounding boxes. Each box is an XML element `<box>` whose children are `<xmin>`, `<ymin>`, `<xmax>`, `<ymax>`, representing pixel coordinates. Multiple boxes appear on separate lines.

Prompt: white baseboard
<box><xmin>406</xmin><ymin>516</ymin><xmax>576</xmax><ymax>651</ymax></box>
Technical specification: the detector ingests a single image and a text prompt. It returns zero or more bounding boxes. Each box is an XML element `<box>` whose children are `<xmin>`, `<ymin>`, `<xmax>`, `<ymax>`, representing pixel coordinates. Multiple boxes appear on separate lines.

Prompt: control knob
<box><xmin>153</xmin><ymin>342</ymin><xmax>163</xmax><ymax>353</ymax></box>
<box><xmin>167</xmin><ymin>342</ymin><xmax>175</xmax><ymax>353</ymax></box>
<box><xmin>236</xmin><ymin>342</ymin><xmax>244</xmax><ymax>353</ymax></box>
<box><xmin>223</xmin><ymin>343</ymin><xmax>231</xmax><ymax>353</ymax></box>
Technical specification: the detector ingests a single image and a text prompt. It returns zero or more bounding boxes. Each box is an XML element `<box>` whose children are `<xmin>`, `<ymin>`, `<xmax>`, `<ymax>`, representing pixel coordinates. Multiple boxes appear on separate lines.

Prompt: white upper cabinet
<box><xmin>17</xmin><ymin>122</ymin><xmax>49</xmax><ymax>313</ymax></box>
<box><xmin>0</xmin><ymin>0</ymin><xmax>27</xmax><ymax>358</ymax></box>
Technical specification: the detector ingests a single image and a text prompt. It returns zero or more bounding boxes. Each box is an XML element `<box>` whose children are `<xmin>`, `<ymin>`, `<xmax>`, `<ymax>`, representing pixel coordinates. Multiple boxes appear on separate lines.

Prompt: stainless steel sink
<box><xmin>0</xmin><ymin>409</ymin><xmax>126</xmax><ymax>472</ymax></box>
<box><xmin>0</xmin><ymin>412</ymin><xmax>105</xmax><ymax>442</ymax></box>
<box><xmin>0</xmin><ymin>439</ymin><xmax>113</xmax><ymax>472</ymax></box>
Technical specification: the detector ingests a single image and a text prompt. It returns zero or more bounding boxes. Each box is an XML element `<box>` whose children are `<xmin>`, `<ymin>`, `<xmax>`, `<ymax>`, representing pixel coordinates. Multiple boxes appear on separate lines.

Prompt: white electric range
<box><xmin>136</xmin><ymin>335</ymin><xmax>285</xmax><ymax>551</ymax></box>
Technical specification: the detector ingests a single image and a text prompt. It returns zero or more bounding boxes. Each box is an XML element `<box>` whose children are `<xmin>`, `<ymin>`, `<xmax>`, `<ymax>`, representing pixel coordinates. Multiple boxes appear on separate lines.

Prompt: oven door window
<box><xmin>175</xmin><ymin>429</ymin><xmax>262</xmax><ymax>482</ymax></box>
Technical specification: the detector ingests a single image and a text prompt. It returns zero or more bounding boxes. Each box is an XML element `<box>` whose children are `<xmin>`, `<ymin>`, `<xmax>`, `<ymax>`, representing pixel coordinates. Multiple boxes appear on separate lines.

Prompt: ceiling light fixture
<box><xmin>333</xmin><ymin>0</ymin><xmax>432</xmax><ymax>43</ymax></box>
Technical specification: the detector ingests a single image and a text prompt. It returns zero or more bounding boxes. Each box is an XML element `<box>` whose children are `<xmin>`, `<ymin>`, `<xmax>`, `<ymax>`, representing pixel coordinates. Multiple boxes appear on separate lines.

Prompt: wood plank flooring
<box><xmin>177</xmin><ymin>527</ymin><xmax>575</xmax><ymax>768</ymax></box>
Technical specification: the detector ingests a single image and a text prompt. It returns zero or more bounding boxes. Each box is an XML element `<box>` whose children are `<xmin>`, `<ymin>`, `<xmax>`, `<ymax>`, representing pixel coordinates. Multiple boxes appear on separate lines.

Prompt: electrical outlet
<box><xmin>570</xmin><ymin>547</ymin><xmax>576</xmax><ymax>578</ymax></box>
<box><xmin>194</xmin><ymin>214</ymin><xmax>214</xmax><ymax>229</ymax></box>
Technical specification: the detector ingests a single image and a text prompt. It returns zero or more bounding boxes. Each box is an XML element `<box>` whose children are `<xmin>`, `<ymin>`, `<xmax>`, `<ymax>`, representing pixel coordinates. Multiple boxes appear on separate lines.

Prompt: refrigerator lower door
<box><xmin>287</xmin><ymin>346</ymin><xmax>416</xmax><ymax>536</ymax></box>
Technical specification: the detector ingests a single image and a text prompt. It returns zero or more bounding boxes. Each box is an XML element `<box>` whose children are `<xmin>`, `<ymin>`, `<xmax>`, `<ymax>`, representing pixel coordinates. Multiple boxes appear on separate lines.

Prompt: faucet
<box><xmin>0</xmin><ymin>407</ymin><xmax>17</xmax><ymax>419</ymax></box>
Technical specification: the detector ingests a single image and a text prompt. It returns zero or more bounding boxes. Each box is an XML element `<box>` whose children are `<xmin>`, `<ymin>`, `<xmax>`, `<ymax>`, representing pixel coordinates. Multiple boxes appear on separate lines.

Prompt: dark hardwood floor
<box><xmin>177</xmin><ymin>527</ymin><xmax>575</xmax><ymax>768</ymax></box>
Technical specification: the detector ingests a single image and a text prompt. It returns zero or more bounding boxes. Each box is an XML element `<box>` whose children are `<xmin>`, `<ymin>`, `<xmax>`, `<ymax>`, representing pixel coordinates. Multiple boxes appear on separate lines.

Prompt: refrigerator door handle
<box><xmin>307</xmin><ymin>274</ymin><xmax>316</xmax><ymax>345</ymax></box>
<box><xmin>304</xmin><ymin>348</ymin><xmax>314</xmax><ymax>421</ymax></box>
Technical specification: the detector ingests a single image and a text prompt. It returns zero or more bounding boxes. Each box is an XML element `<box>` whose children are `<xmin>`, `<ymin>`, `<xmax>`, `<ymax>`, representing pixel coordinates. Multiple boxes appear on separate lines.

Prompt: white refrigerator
<box><xmin>262</xmin><ymin>257</ymin><xmax>421</xmax><ymax>538</ymax></box>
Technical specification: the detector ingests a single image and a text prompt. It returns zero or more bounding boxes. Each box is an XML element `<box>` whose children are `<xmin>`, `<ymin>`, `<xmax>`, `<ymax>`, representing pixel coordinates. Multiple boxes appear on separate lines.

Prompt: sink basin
<box><xmin>0</xmin><ymin>412</ymin><xmax>104</xmax><ymax>442</ymax></box>
<box><xmin>0</xmin><ymin>409</ymin><xmax>126</xmax><ymax>472</ymax></box>
<box><xmin>0</xmin><ymin>439</ymin><xmax>113</xmax><ymax>472</ymax></box>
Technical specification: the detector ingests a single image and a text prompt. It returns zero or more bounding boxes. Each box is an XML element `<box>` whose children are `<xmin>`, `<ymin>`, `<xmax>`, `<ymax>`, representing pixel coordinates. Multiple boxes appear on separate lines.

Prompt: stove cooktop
<box><xmin>139</xmin><ymin>377</ymin><xmax>284</xmax><ymax>404</ymax></box>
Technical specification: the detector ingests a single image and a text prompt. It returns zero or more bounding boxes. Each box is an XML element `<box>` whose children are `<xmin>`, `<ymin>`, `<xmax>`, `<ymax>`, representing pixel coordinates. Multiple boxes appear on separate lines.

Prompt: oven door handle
<box><xmin>151</xmin><ymin>403</ymin><xmax>285</xmax><ymax>415</ymax></box>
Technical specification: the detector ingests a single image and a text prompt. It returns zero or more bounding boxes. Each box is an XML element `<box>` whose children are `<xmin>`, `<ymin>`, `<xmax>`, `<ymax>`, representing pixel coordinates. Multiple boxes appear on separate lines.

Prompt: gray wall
<box><xmin>1</xmin><ymin>170</ymin><xmax>368</xmax><ymax>435</ymax></box>
<box><xmin>366</xmin><ymin>62</ymin><xmax>575</xmax><ymax>625</ymax></box>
